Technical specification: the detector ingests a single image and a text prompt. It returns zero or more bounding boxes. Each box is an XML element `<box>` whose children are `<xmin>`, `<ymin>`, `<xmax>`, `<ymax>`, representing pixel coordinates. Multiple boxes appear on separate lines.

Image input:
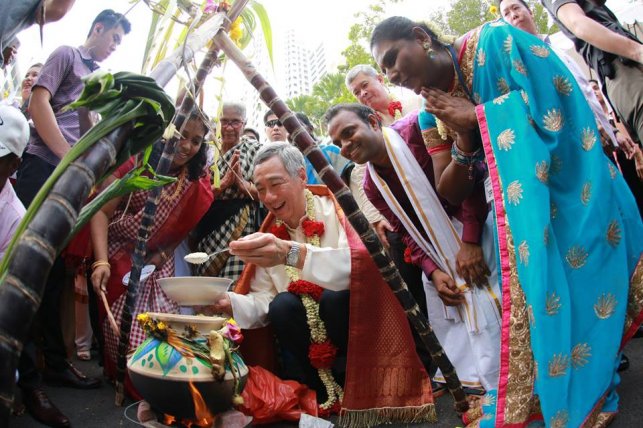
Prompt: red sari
<box><xmin>99</xmin><ymin>160</ymin><xmax>213</xmax><ymax>398</ymax></box>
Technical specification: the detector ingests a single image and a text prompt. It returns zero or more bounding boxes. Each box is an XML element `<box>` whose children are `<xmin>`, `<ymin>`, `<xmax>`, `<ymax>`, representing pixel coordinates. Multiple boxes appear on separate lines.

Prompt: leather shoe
<box><xmin>22</xmin><ymin>387</ymin><xmax>70</xmax><ymax>427</ymax></box>
<box><xmin>44</xmin><ymin>363</ymin><xmax>101</xmax><ymax>389</ymax></box>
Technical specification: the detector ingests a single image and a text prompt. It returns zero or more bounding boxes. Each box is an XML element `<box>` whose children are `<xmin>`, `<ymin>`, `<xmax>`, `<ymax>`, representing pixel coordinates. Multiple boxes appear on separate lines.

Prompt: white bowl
<box><xmin>158</xmin><ymin>276</ymin><xmax>232</xmax><ymax>306</ymax></box>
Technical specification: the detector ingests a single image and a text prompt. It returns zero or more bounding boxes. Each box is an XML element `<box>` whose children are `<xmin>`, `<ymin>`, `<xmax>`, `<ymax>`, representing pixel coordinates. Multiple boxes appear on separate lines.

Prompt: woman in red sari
<box><xmin>89</xmin><ymin>111</ymin><xmax>213</xmax><ymax>397</ymax></box>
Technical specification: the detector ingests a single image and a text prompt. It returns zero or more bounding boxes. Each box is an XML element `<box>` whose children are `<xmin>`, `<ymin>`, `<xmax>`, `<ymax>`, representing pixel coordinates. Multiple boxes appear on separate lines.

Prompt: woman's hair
<box><xmin>370</xmin><ymin>16</ymin><xmax>445</xmax><ymax>50</ymax></box>
<box><xmin>148</xmin><ymin>112</ymin><xmax>209</xmax><ymax>181</ymax></box>
<box><xmin>253</xmin><ymin>142</ymin><xmax>305</xmax><ymax>178</ymax></box>
<box><xmin>27</xmin><ymin>62</ymin><xmax>43</xmax><ymax>70</ymax></box>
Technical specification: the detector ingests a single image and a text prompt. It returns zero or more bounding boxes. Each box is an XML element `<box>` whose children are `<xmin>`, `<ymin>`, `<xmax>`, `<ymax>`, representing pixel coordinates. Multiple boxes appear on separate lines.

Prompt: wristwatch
<box><xmin>285</xmin><ymin>243</ymin><xmax>301</xmax><ymax>267</ymax></box>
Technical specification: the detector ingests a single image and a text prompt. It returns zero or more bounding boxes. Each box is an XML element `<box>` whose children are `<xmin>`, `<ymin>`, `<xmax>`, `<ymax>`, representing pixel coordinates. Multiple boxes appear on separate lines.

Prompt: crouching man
<box><xmin>208</xmin><ymin>142</ymin><xmax>435</xmax><ymax>424</ymax></box>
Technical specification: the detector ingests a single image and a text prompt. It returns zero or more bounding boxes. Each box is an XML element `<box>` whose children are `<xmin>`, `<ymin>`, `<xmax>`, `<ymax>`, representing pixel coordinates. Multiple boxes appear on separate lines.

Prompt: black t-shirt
<box><xmin>540</xmin><ymin>0</ymin><xmax>640</xmax><ymax>82</ymax></box>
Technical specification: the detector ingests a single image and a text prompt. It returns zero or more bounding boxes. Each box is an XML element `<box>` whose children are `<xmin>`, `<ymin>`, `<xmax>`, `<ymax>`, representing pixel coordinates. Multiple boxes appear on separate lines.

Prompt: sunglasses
<box><xmin>265</xmin><ymin>119</ymin><xmax>283</xmax><ymax>128</ymax></box>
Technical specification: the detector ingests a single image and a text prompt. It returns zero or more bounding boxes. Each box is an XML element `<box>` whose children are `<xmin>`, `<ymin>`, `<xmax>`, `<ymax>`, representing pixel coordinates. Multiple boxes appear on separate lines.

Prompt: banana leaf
<box><xmin>0</xmin><ymin>71</ymin><xmax>174</xmax><ymax>276</ymax></box>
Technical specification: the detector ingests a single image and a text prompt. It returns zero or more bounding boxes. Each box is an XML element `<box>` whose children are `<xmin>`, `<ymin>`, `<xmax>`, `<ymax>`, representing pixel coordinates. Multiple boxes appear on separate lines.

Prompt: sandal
<box><xmin>77</xmin><ymin>350</ymin><xmax>91</xmax><ymax>361</ymax></box>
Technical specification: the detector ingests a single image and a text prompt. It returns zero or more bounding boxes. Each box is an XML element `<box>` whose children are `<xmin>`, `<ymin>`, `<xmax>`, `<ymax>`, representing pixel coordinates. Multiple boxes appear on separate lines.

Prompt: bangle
<box><xmin>451</xmin><ymin>143</ymin><xmax>484</xmax><ymax>180</ymax></box>
<box><xmin>91</xmin><ymin>260</ymin><xmax>110</xmax><ymax>270</ymax></box>
<box><xmin>159</xmin><ymin>250</ymin><xmax>168</xmax><ymax>263</ymax></box>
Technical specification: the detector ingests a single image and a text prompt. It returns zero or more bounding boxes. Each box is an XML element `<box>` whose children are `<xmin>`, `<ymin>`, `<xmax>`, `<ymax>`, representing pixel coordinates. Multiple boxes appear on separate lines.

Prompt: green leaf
<box><xmin>249</xmin><ymin>0</ymin><xmax>274</xmax><ymax>69</ymax></box>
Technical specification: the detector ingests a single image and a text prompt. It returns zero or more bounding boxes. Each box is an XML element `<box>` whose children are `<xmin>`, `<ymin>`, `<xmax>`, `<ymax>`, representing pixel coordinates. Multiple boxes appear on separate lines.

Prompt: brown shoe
<box><xmin>44</xmin><ymin>363</ymin><xmax>101</xmax><ymax>389</ymax></box>
<box><xmin>22</xmin><ymin>388</ymin><xmax>70</xmax><ymax>427</ymax></box>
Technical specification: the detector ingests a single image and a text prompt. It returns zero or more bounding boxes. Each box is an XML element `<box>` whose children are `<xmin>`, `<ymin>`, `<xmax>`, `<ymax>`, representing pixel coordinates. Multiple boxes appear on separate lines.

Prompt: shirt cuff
<box><xmin>462</xmin><ymin>221</ymin><xmax>482</xmax><ymax>244</ymax></box>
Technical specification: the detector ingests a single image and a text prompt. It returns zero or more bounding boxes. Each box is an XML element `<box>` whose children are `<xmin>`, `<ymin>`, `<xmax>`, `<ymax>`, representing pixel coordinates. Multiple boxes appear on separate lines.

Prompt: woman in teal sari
<box><xmin>370</xmin><ymin>16</ymin><xmax>642</xmax><ymax>427</ymax></box>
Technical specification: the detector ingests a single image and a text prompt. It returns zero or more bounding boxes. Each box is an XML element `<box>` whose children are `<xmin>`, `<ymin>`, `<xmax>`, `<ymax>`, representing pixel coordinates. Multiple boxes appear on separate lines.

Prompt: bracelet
<box><xmin>451</xmin><ymin>143</ymin><xmax>484</xmax><ymax>180</ymax></box>
<box><xmin>159</xmin><ymin>250</ymin><xmax>168</xmax><ymax>263</ymax></box>
<box><xmin>91</xmin><ymin>260</ymin><xmax>110</xmax><ymax>270</ymax></box>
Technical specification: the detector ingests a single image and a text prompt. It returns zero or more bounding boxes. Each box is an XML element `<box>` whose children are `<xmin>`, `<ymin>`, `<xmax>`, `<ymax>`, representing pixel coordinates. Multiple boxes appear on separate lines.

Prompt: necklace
<box><xmin>269</xmin><ymin>189</ymin><xmax>343</xmax><ymax>415</ymax></box>
<box><xmin>162</xmin><ymin>167</ymin><xmax>187</xmax><ymax>202</ymax></box>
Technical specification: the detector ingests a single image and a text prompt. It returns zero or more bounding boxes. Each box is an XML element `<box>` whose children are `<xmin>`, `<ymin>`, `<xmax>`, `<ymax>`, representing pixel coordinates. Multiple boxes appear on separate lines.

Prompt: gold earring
<box><xmin>423</xmin><ymin>42</ymin><xmax>434</xmax><ymax>58</ymax></box>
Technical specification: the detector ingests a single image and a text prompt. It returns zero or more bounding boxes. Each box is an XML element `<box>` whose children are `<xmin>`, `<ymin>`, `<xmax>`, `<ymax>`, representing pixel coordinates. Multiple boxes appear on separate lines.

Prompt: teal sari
<box><xmin>462</xmin><ymin>21</ymin><xmax>643</xmax><ymax>427</ymax></box>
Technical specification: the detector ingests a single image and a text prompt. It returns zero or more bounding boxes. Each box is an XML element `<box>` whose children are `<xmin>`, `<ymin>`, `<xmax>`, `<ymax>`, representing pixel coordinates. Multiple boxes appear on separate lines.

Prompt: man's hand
<box><xmin>195</xmin><ymin>293</ymin><xmax>233</xmax><ymax>317</ymax></box>
<box><xmin>634</xmin><ymin>147</ymin><xmax>643</xmax><ymax>180</ymax></box>
<box><xmin>230</xmin><ymin>232</ymin><xmax>300</xmax><ymax>267</ymax></box>
<box><xmin>456</xmin><ymin>242</ymin><xmax>490</xmax><ymax>286</ymax></box>
<box><xmin>430</xmin><ymin>269</ymin><xmax>464</xmax><ymax>306</ymax></box>
<box><xmin>616</xmin><ymin>131</ymin><xmax>638</xmax><ymax>159</ymax></box>
<box><xmin>372</xmin><ymin>219</ymin><xmax>394</xmax><ymax>249</ymax></box>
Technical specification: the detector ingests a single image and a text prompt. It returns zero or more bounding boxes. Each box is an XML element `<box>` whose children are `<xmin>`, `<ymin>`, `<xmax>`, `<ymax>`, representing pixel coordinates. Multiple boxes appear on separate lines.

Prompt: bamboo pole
<box><xmin>0</xmin><ymin>5</ymin><xmax>245</xmax><ymax>421</ymax></box>
<box><xmin>212</xmin><ymin>30</ymin><xmax>470</xmax><ymax>413</ymax></box>
<box><xmin>0</xmin><ymin>124</ymin><xmax>134</xmax><ymax>423</ymax></box>
<box><xmin>113</xmin><ymin>0</ymin><xmax>251</xmax><ymax>405</ymax></box>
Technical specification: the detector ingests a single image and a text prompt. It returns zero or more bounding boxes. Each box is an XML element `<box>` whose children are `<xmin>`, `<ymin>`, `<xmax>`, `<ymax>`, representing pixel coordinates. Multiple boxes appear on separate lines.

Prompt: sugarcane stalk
<box><xmin>0</xmin><ymin>124</ymin><xmax>134</xmax><ymax>423</ymax></box>
<box><xmin>213</xmin><ymin>30</ymin><xmax>470</xmax><ymax>413</ymax></box>
<box><xmin>113</xmin><ymin>0</ymin><xmax>251</xmax><ymax>405</ymax></box>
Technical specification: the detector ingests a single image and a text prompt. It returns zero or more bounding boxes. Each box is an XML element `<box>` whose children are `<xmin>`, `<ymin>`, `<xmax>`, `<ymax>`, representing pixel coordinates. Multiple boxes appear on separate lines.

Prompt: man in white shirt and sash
<box><xmin>208</xmin><ymin>142</ymin><xmax>435</xmax><ymax>425</ymax></box>
<box><xmin>326</xmin><ymin>103</ymin><xmax>502</xmax><ymax>394</ymax></box>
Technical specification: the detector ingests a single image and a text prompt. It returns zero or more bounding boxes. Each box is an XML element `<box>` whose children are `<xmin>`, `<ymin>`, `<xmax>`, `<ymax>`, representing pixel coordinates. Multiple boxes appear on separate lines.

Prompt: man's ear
<box><xmin>298</xmin><ymin>166</ymin><xmax>307</xmax><ymax>183</ymax></box>
<box><xmin>368</xmin><ymin>113</ymin><xmax>381</xmax><ymax>130</ymax></box>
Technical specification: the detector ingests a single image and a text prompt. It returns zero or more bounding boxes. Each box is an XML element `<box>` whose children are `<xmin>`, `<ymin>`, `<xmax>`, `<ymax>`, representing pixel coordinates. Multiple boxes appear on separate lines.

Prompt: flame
<box><xmin>161</xmin><ymin>382</ymin><xmax>215</xmax><ymax>427</ymax></box>
<box><xmin>188</xmin><ymin>381</ymin><xmax>215</xmax><ymax>427</ymax></box>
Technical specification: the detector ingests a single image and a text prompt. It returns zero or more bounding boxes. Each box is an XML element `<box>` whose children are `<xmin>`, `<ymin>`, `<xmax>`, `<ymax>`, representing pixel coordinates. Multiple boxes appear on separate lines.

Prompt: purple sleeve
<box><xmin>364</xmin><ymin>168</ymin><xmax>438</xmax><ymax>277</ymax></box>
<box><xmin>457</xmin><ymin>181</ymin><xmax>488</xmax><ymax>244</ymax></box>
<box><xmin>33</xmin><ymin>46</ymin><xmax>74</xmax><ymax>98</ymax></box>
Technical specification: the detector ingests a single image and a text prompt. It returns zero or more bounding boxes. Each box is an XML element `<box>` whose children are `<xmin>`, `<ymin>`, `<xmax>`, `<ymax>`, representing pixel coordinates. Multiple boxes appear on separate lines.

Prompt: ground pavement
<box><xmin>10</xmin><ymin>338</ymin><xmax>643</xmax><ymax>427</ymax></box>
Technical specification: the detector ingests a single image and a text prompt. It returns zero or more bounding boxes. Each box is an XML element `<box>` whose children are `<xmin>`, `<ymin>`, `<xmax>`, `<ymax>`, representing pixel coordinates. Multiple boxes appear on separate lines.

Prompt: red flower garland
<box><xmin>388</xmin><ymin>100</ymin><xmax>403</xmax><ymax>118</ymax></box>
<box><xmin>302</xmin><ymin>219</ymin><xmax>324</xmax><ymax>237</ymax></box>
<box><xmin>403</xmin><ymin>247</ymin><xmax>412</xmax><ymax>264</ymax></box>
<box><xmin>308</xmin><ymin>340</ymin><xmax>338</xmax><ymax>369</ymax></box>
<box><xmin>288</xmin><ymin>279</ymin><xmax>324</xmax><ymax>302</ymax></box>
<box><xmin>269</xmin><ymin>223</ymin><xmax>290</xmax><ymax>240</ymax></box>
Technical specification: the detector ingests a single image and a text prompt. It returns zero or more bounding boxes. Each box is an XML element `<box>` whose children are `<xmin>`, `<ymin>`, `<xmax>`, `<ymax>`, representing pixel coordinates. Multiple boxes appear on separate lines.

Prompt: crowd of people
<box><xmin>1</xmin><ymin>1</ymin><xmax>642</xmax><ymax>427</ymax></box>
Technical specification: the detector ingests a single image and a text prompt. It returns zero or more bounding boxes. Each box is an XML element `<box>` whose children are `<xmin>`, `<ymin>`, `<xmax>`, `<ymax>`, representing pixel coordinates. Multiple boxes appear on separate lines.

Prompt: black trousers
<box><xmin>268</xmin><ymin>290</ymin><xmax>350</xmax><ymax>401</ymax></box>
<box><xmin>15</xmin><ymin>154</ymin><xmax>70</xmax><ymax>389</ymax></box>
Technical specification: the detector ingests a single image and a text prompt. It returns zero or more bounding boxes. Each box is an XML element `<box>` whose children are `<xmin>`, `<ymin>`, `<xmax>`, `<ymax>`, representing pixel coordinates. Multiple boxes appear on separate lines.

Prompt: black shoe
<box><xmin>44</xmin><ymin>363</ymin><xmax>101</xmax><ymax>389</ymax></box>
<box><xmin>22</xmin><ymin>388</ymin><xmax>70</xmax><ymax>427</ymax></box>
<box><xmin>618</xmin><ymin>354</ymin><xmax>629</xmax><ymax>372</ymax></box>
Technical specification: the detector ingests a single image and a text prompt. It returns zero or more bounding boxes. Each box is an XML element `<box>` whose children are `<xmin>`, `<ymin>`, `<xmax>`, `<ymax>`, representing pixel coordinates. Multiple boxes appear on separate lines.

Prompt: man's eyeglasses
<box><xmin>265</xmin><ymin>119</ymin><xmax>283</xmax><ymax>128</ymax></box>
<box><xmin>220</xmin><ymin>119</ymin><xmax>244</xmax><ymax>128</ymax></box>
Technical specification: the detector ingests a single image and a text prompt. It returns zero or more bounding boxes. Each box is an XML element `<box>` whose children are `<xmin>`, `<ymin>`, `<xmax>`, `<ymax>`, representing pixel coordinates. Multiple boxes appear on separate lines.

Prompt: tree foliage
<box><xmin>431</xmin><ymin>0</ymin><xmax>557</xmax><ymax>36</ymax></box>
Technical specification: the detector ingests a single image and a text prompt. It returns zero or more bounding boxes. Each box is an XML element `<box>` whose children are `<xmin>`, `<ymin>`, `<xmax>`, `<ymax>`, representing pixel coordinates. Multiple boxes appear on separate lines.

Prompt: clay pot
<box><xmin>127</xmin><ymin>312</ymin><xmax>248</xmax><ymax>419</ymax></box>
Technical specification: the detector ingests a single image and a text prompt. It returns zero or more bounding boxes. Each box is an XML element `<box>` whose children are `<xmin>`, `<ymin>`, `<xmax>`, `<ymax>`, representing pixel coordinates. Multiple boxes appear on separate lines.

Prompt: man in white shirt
<box><xmin>0</xmin><ymin>104</ymin><xmax>28</xmax><ymax>260</ymax></box>
<box><xmin>208</xmin><ymin>142</ymin><xmax>435</xmax><ymax>422</ymax></box>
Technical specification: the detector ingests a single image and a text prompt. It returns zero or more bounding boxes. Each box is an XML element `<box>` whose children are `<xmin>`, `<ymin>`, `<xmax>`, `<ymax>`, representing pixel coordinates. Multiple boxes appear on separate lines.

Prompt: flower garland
<box><xmin>268</xmin><ymin>189</ymin><xmax>343</xmax><ymax>414</ymax></box>
<box><xmin>387</xmin><ymin>100</ymin><xmax>403</xmax><ymax>120</ymax></box>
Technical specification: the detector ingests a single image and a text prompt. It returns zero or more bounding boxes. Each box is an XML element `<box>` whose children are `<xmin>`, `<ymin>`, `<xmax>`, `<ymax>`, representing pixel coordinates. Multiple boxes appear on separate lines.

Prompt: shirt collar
<box><xmin>77</xmin><ymin>46</ymin><xmax>99</xmax><ymax>71</ymax></box>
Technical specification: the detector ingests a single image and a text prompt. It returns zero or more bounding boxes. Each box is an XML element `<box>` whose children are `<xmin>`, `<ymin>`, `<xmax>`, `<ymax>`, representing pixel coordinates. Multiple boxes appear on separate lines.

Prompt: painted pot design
<box><xmin>127</xmin><ymin>312</ymin><xmax>248</xmax><ymax>419</ymax></box>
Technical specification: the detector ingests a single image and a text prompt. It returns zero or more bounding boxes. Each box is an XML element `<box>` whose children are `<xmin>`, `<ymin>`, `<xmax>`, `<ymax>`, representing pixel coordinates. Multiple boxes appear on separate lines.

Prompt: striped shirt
<box><xmin>26</xmin><ymin>45</ymin><xmax>98</xmax><ymax>165</ymax></box>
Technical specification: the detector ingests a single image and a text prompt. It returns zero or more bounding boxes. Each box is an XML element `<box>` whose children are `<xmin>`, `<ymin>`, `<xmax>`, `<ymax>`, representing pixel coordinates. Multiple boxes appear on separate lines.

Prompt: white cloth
<box><xmin>0</xmin><ymin>181</ymin><xmax>26</xmax><ymax>260</ymax></box>
<box><xmin>230</xmin><ymin>194</ymin><xmax>351</xmax><ymax>329</ymax></box>
<box><xmin>367</xmin><ymin>127</ymin><xmax>501</xmax><ymax>390</ymax></box>
<box><xmin>349</xmin><ymin>163</ymin><xmax>384</xmax><ymax>224</ymax></box>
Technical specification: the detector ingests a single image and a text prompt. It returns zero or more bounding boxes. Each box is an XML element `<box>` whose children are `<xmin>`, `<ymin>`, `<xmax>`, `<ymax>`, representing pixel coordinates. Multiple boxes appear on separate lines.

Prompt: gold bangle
<box><xmin>160</xmin><ymin>250</ymin><xmax>168</xmax><ymax>263</ymax></box>
<box><xmin>91</xmin><ymin>260</ymin><xmax>110</xmax><ymax>270</ymax></box>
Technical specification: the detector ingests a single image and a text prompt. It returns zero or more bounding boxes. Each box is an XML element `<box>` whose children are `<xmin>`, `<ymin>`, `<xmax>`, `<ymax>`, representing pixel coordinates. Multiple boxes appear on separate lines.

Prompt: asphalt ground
<box><xmin>10</xmin><ymin>338</ymin><xmax>643</xmax><ymax>427</ymax></box>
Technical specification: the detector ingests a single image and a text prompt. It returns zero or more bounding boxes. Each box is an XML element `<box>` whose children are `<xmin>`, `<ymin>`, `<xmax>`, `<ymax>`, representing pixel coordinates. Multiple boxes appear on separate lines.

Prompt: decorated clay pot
<box><xmin>127</xmin><ymin>312</ymin><xmax>248</xmax><ymax>420</ymax></box>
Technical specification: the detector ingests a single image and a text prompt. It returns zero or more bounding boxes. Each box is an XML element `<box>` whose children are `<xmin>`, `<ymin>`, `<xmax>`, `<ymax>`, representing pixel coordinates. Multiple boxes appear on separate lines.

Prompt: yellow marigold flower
<box><xmin>156</xmin><ymin>322</ymin><xmax>167</xmax><ymax>331</ymax></box>
<box><xmin>136</xmin><ymin>313</ymin><xmax>150</xmax><ymax>322</ymax></box>
<box><xmin>227</xmin><ymin>318</ymin><xmax>237</xmax><ymax>325</ymax></box>
<box><xmin>490</xmin><ymin>5</ymin><xmax>498</xmax><ymax>15</ymax></box>
<box><xmin>229</xmin><ymin>18</ymin><xmax>243</xmax><ymax>44</ymax></box>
